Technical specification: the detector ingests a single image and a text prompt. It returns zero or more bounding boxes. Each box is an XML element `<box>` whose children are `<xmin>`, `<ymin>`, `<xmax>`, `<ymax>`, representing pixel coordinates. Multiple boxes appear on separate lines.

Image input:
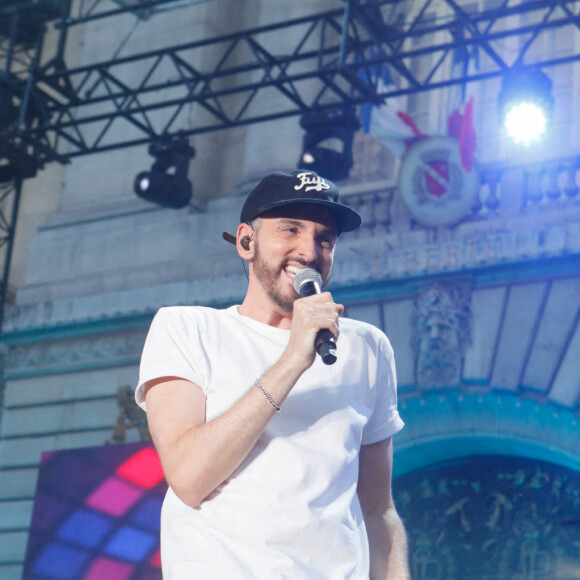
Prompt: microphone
<box><xmin>293</xmin><ymin>268</ymin><xmax>337</xmax><ymax>365</ymax></box>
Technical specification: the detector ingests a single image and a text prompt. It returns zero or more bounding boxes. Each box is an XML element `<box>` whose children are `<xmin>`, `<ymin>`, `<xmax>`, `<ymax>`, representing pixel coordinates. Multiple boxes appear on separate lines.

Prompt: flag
<box><xmin>446</xmin><ymin>46</ymin><xmax>479</xmax><ymax>171</ymax></box>
<box><xmin>448</xmin><ymin>96</ymin><xmax>476</xmax><ymax>172</ymax></box>
<box><xmin>360</xmin><ymin>46</ymin><xmax>478</xmax><ymax>170</ymax></box>
<box><xmin>360</xmin><ymin>59</ymin><xmax>427</xmax><ymax>158</ymax></box>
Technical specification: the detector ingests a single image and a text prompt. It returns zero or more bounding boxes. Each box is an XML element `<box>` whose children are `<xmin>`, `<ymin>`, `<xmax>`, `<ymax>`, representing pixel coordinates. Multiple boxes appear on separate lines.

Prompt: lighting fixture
<box><xmin>298</xmin><ymin>108</ymin><xmax>360</xmax><ymax>182</ymax></box>
<box><xmin>498</xmin><ymin>68</ymin><xmax>554</xmax><ymax>146</ymax></box>
<box><xmin>134</xmin><ymin>136</ymin><xmax>195</xmax><ymax>208</ymax></box>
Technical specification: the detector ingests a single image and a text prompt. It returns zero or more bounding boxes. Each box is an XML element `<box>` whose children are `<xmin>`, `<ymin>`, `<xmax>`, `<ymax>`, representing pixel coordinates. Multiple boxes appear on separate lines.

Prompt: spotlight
<box><xmin>498</xmin><ymin>68</ymin><xmax>554</xmax><ymax>146</ymax></box>
<box><xmin>134</xmin><ymin>136</ymin><xmax>195</xmax><ymax>208</ymax></box>
<box><xmin>299</xmin><ymin>108</ymin><xmax>360</xmax><ymax>182</ymax></box>
<box><xmin>0</xmin><ymin>79</ymin><xmax>43</xmax><ymax>182</ymax></box>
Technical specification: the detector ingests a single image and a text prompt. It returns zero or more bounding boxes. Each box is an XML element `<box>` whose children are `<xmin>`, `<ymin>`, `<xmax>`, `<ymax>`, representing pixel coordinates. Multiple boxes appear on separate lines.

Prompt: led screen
<box><xmin>23</xmin><ymin>442</ymin><xmax>167</xmax><ymax>580</ymax></box>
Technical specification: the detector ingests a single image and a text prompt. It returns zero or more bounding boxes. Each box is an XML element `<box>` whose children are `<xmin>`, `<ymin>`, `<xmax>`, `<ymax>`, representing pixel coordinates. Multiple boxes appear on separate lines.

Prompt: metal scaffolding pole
<box><xmin>0</xmin><ymin>178</ymin><xmax>22</xmax><ymax>335</ymax></box>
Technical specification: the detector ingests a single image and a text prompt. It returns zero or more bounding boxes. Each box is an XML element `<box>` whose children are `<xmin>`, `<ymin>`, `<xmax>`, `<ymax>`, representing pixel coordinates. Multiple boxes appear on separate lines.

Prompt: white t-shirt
<box><xmin>136</xmin><ymin>305</ymin><xmax>404</xmax><ymax>580</ymax></box>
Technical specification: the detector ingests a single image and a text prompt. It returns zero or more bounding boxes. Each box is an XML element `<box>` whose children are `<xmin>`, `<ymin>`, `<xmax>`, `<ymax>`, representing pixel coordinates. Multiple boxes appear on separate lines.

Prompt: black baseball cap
<box><xmin>222</xmin><ymin>169</ymin><xmax>361</xmax><ymax>244</ymax></box>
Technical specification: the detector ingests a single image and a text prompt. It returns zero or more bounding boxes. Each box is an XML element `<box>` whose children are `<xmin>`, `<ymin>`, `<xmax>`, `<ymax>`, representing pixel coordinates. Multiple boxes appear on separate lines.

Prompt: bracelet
<box><xmin>255</xmin><ymin>377</ymin><xmax>281</xmax><ymax>413</ymax></box>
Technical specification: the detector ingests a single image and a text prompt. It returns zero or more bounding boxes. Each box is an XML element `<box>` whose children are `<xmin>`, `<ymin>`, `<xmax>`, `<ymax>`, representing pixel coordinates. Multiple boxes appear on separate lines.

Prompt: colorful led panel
<box><xmin>22</xmin><ymin>442</ymin><xmax>167</xmax><ymax>580</ymax></box>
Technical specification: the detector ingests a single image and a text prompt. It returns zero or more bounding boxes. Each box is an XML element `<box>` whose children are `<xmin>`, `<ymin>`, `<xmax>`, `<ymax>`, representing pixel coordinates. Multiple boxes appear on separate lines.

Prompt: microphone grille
<box><xmin>293</xmin><ymin>268</ymin><xmax>322</xmax><ymax>293</ymax></box>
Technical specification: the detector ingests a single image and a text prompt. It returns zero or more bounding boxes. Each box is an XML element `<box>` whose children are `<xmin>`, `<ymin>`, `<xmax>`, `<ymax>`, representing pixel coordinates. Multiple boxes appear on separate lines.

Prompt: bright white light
<box><xmin>302</xmin><ymin>152</ymin><xmax>315</xmax><ymax>164</ymax></box>
<box><xmin>504</xmin><ymin>101</ymin><xmax>548</xmax><ymax>146</ymax></box>
<box><xmin>138</xmin><ymin>176</ymin><xmax>150</xmax><ymax>191</ymax></box>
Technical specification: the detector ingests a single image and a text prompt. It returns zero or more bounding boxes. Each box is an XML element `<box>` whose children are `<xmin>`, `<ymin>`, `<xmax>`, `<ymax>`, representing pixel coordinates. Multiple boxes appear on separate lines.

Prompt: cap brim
<box><xmin>224</xmin><ymin>199</ymin><xmax>361</xmax><ymax>246</ymax></box>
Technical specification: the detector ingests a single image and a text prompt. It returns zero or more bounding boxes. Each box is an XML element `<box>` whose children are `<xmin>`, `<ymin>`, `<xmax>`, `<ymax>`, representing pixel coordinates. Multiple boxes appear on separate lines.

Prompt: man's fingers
<box><xmin>297</xmin><ymin>300</ymin><xmax>341</xmax><ymax>340</ymax></box>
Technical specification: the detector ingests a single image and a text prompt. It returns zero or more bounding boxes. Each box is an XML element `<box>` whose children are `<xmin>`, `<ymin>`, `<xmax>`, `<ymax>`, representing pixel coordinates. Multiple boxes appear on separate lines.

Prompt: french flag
<box><xmin>447</xmin><ymin>96</ymin><xmax>476</xmax><ymax>172</ymax></box>
<box><xmin>360</xmin><ymin>48</ymin><xmax>477</xmax><ymax>172</ymax></box>
<box><xmin>360</xmin><ymin>65</ymin><xmax>426</xmax><ymax>158</ymax></box>
<box><xmin>446</xmin><ymin>45</ymin><xmax>479</xmax><ymax>172</ymax></box>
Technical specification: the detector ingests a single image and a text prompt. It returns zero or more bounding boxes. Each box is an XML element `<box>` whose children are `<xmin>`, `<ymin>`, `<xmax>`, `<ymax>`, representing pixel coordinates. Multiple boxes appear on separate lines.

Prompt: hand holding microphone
<box><xmin>293</xmin><ymin>268</ymin><xmax>339</xmax><ymax>365</ymax></box>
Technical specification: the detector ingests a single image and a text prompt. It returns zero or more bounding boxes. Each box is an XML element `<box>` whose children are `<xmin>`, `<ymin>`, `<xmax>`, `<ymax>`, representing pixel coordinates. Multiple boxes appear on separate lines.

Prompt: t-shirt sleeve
<box><xmin>135</xmin><ymin>308</ymin><xmax>206</xmax><ymax>411</ymax></box>
<box><xmin>361</xmin><ymin>332</ymin><xmax>404</xmax><ymax>445</ymax></box>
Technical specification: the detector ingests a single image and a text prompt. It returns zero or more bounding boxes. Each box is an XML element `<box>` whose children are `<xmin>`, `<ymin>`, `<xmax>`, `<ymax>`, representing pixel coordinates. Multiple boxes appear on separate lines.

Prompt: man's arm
<box><xmin>145</xmin><ymin>351</ymin><xmax>305</xmax><ymax>507</ymax></box>
<box><xmin>144</xmin><ymin>293</ymin><xmax>341</xmax><ymax>507</ymax></box>
<box><xmin>357</xmin><ymin>438</ymin><xmax>410</xmax><ymax>580</ymax></box>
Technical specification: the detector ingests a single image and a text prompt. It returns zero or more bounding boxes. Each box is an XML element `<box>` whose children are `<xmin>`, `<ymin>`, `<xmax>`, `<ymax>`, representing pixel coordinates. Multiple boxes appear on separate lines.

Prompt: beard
<box><xmin>416</xmin><ymin>338</ymin><xmax>462</xmax><ymax>388</ymax></box>
<box><xmin>252</xmin><ymin>240</ymin><xmax>329</xmax><ymax>313</ymax></box>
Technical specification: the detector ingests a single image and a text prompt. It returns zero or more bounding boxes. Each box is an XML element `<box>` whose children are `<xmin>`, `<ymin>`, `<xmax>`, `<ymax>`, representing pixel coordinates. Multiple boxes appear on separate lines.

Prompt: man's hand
<box><xmin>283</xmin><ymin>292</ymin><xmax>344</xmax><ymax>370</ymax></box>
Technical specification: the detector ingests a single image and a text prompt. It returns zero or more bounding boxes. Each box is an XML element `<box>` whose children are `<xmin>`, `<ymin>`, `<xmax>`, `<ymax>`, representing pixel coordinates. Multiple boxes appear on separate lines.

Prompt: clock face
<box><xmin>398</xmin><ymin>137</ymin><xmax>480</xmax><ymax>227</ymax></box>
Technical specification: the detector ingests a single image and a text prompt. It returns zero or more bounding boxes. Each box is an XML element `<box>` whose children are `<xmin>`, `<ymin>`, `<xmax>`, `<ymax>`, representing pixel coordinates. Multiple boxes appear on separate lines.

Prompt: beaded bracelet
<box><xmin>255</xmin><ymin>377</ymin><xmax>281</xmax><ymax>413</ymax></box>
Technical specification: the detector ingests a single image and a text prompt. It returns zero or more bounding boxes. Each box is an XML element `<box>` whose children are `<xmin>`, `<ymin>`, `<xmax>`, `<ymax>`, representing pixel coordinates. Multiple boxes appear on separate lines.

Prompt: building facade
<box><xmin>1</xmin><ymin>1</ymin><xmax>579</xmax><ymax>578</ymax></box>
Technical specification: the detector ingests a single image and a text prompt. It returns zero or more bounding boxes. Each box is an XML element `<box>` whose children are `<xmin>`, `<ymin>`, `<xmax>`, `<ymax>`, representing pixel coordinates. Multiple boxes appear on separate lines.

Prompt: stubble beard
<box><xmin>252</xmin><ymin>241</ymin><xmax>328</xmax><ymax>313</ymax></box>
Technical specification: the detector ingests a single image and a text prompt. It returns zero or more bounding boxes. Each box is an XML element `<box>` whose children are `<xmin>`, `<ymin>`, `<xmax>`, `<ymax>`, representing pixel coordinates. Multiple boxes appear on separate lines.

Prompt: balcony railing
<box><xmin>342</xmin><ymin>154</ymin><xmax>580</xmax><ymax>238</ymax></box>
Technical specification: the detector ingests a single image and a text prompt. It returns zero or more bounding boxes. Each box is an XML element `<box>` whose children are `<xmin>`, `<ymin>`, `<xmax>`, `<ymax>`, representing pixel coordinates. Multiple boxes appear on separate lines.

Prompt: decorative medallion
<box><xmin>398</xmin><ymin>137</ymin><xmax>480</xmax><ymax>227</ymax></box>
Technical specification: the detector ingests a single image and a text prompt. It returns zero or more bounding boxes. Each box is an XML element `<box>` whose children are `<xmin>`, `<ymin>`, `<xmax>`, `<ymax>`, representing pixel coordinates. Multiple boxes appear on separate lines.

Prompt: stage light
<box><xmin>0</xmin><ymin>80</ymin><xmax>43</xmax><ymax>182</ymax></box>
<box><xmin>299</xmin><ymin>108</ymin><xmax>360</xmax><ymax>182</ymax></box>
<box><xmin>134</xmin><ymin>136</ymin><xmax>195</xmax><ymax>209</ymax></box>
<box><xmin>498</xmin><ymin>68</ymin><xmax>553</xmax><ymax>146</ymax></box>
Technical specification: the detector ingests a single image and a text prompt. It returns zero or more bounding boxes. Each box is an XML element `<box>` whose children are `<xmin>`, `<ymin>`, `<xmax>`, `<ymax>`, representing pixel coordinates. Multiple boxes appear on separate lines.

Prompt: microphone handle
<box><xmin>315</xmin><ymin>330</ymin><xmax>337</xmax><ymax>365</ymax></box>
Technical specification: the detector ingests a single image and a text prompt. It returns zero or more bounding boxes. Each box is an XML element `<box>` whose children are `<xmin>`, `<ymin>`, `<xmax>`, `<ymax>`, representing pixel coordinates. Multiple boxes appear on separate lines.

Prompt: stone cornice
<box><xmin>4</xmin><ymin>158</ymin><xmax>580</xmax><ymax>334</ymax></box>
<box><xmin>335</xmin><ymin>218</ymin><xmax>580</xmax><ymax>285</ymax></box>
<box><xmin>4</xmin><ymin>327</ymin><xmax>149</xmax><ymax>379</ymax></box>
<box><xmin>4</xmin><ymin>250</ymin><xmax>580</xmax><ymax>341</ymax></box>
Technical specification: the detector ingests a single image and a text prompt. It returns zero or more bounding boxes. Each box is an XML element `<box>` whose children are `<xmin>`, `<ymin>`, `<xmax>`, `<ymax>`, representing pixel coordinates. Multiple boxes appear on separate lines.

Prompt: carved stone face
<box><xmin>423</xmin><ymin>313</ymin><xmax>459</xmax><ymax>350</ymax></box>
<box><xmin>412</xmin><ymin>284</ymin><xmax>471</xmax><ymax>389</ymax></box>
<box><xmin>417</xmin><ymin>321</ymin><xmax>463</xmax><ymax>388</ymax></box>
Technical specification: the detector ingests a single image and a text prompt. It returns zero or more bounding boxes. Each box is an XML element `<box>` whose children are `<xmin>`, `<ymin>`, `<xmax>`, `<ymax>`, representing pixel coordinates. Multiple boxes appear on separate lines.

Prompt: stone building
<box><xmin>1</xmin><ymin>1</ymin><xmax>579</xmax><ymax>578</ymax></box>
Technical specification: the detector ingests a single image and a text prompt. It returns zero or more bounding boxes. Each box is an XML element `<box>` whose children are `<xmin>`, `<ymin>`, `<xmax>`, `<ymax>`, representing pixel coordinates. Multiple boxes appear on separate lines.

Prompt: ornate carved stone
<box><xmin>398</xmin><ymin>137</ymin><xmax>480</xmax><ymax>227</ymax></box>
<box><xmin>107</xmin><ymin>385</ymin><xmax>151</xmax><ymax>444</ymax></box>
<box><xmin>6</xmin><ymin>328</ymin><xmax>148</xmax><ymax>378</ymax></box>
<box><xmin>411</xmin><ymin>283</ymin><xmax>472</xmax><ymax>388</ymax></box>
<box><xmin>394</xmin><ymin>455</ymin><xmax>580</xmax><ymax>580</ymax></box>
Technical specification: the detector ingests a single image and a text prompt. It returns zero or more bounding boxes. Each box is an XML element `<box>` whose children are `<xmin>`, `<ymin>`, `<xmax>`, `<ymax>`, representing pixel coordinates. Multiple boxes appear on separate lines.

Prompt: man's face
<box><xmin>423</xmin><ymin>315</ymin><xmax>458</xmax><ymax>351</ymax></box>
<box><xmin>250</xmin><ymin>205</ymin><xmax>338</xmax><ymax>313</ymax></box>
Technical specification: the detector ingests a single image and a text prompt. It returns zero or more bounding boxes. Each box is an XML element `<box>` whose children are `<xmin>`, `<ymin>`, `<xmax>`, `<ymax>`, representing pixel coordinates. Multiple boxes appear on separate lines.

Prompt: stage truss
<box><xmin>1</xmin><ymin>0</ymin><xmax>580</xmax><ymax>327</ymax></box>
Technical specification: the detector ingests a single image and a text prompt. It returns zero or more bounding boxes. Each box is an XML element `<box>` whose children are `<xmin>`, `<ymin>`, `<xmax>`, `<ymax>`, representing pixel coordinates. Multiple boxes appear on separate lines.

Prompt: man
<box><xmin>136</xmin><ymin>169</ymin><xmax>410</xmax><ymax>579</ymax></box>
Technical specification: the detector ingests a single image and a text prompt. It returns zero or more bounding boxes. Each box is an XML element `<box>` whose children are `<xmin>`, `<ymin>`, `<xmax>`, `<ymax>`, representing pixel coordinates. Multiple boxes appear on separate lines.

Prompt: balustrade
<box><xmin>342</xmin><ymin>189</ymin><xmax>394</xmax><ymax>238</ymax></box>
<box><xmin>342</xmin><ymin>155</ymin><xmax>580</xmax><ymax>233</ymax></box>
<box><xmin>523</xmin><ymin>159</ymin><xmax>580</xmax><ymax>208</ymax></box>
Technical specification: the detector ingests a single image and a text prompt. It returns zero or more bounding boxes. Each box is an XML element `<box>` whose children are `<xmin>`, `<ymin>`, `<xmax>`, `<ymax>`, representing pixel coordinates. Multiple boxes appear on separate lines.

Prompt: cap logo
<box><xmin>294</xmin><ymin>172</ymin><xmax>330</xmax><ymax>193</ymax></box>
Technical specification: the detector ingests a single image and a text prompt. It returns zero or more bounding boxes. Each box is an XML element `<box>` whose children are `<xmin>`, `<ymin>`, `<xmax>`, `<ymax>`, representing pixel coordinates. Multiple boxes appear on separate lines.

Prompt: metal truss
<box><xmin>1</xmin><ymin>0</ymin><xmax>580</xmax><ymax>332</ymax></box>
<box><xmin>75</xmin><ymin>0</ymin><xmax>209</xmax><ymax>22</ymax></box>
<box><xmin>1</xmin><ymin>0</ymin><xmax>580</xmax><ymax>168</ymax></box>
<box><xmin>0</xmin><ymin>178</ymin><xmax>21</xmax><ymax>330</ymax></box>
